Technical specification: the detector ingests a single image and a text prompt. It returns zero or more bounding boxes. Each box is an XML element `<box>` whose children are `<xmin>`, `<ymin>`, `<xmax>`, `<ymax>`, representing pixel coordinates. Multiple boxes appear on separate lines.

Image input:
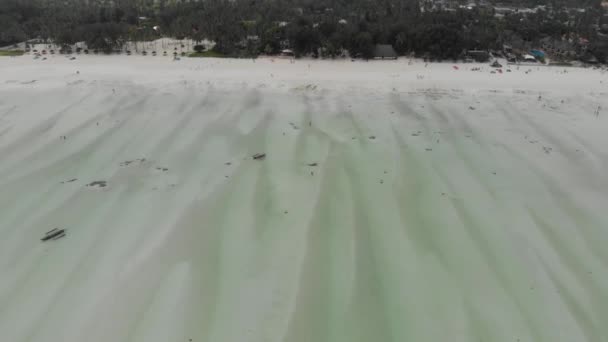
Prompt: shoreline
<box><xmin>2</xmin><ymin>55</ymin><xmax>607</xmax><ymax>95</ymax></box>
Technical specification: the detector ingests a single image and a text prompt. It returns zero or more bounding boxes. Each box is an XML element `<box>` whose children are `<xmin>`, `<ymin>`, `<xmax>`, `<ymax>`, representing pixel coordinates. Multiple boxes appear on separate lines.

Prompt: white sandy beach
<box><xmin>0</xmin><ymin>55</ymin><xmax>607</xmax><ymax>342</ymax></box>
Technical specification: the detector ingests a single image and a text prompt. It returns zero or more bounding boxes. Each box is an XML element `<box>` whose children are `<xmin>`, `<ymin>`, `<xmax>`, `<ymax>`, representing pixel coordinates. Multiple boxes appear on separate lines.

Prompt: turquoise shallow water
<box><xmin>0</xmin><ymin>75</ymin><xmax>607</xmax><ymax>342</ymax></box>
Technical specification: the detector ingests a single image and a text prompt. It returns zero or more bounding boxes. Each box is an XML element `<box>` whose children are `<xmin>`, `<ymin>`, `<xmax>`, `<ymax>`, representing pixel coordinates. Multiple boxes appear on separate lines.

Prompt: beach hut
<box><xmin>280</xmin><ymin>49</ymin><xmax>294</xmax><ymax>57</ymax></box>
<box><xmin>373</xmin><ymin>45</ymin><xmax>398</xmax><ymax>59</ymax></box>
<box><xmin>467</xmin><ymin>50</ymin><xmax>490</xmax><ymax>62</ymax></box>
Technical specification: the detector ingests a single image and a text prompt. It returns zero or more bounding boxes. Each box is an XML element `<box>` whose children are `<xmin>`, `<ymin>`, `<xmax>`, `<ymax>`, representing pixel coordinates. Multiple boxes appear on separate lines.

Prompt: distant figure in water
<box><xmin>112</xmin><ymin>88</ymin><xmax>115</xmax><ymax>93</ymax></box>
<box><xmin>76</xmin><ymin>70</ymin><xmax>79</xmax><ymax>74</ymax></box>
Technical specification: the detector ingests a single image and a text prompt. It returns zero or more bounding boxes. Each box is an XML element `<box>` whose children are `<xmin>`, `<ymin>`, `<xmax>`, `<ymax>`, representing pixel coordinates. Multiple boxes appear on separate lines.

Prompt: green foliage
<box><xmin>354</xmin><ymin>32</ymin><xmax>374</xmax><ymax>59</ymax></box>
<box><xmin>0</xmin><ymin>0</ymin><xmax>606</xmax><ymax>62</ymax></box>
<box><xmin>188</xmin><ymin>50</ymin><xmax>225</xmax><ymax>58</ymax></box>
<box><xmin>77</xmin><ymin>23</ymin><xmax>128</xmax><ymax>53</ymax></box>
<box><xmin>589</xmin><ymin>40</ymin><xmax>608</xmax><ymax>63</ymax></box>
<box><xmin>289</xmin><ymin>18</ymin><xmax>321</xmax><ymax>57</ymax></box>
<box><xmin>0</xmin><ymin>50</ymin><xmax>25</xmax><ymax>56</ymax></box>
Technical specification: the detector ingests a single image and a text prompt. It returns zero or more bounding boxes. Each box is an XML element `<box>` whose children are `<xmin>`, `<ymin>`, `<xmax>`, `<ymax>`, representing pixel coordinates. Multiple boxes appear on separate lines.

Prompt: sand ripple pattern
<box><xmin>0</xmin><ymin>64</ymin><xmax>607</xmax><ymax>342</ymax></box>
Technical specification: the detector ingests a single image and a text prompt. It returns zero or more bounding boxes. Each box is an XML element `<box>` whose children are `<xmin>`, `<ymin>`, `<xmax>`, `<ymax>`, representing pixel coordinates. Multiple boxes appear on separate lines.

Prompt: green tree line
<box><xmin>1</xmin><ymin>0</ymin><xmax>607</xmax><ymax>61</ymax></box>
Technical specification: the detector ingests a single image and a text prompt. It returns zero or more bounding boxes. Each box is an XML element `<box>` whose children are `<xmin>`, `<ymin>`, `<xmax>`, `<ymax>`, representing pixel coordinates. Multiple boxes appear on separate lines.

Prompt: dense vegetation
<box><xmin>0</xmin><ymin>49</ymin><xmax>25</xmax><ymax>56</ymax></box>
<box><xmin>1</xmin><ymin>0</ymin><xmax>607</xmax><ymax>61</ymax></box>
